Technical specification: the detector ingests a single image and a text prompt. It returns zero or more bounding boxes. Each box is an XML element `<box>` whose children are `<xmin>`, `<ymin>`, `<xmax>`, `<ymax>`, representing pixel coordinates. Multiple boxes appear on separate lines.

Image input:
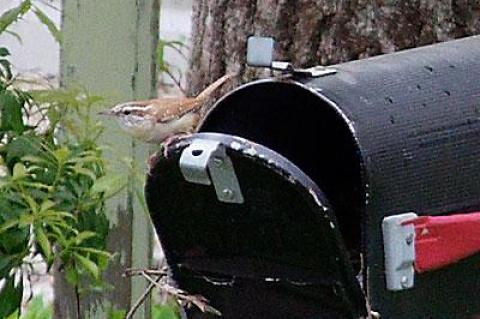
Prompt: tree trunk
<box><xmin>187</xmin><ymin>0</ymin><xmax>480</xmax><ymax>94</ymax></box>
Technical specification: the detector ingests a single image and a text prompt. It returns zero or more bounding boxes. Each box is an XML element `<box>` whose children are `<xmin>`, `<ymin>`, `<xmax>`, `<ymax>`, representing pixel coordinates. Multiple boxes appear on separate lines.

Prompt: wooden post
<box><xmin>57</xmin><ymin>1</ymin><xmax>159</xmax><ymax>318</ymax></box>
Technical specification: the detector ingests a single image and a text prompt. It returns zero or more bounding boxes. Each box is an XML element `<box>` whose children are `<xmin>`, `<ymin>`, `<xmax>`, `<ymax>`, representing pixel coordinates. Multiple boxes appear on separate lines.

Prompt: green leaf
<box><xmin>74</xmin><ymin>247</ymin><xmax>111</xmax><ymax>258</ymax></box>
<box><xmin>96</xmin><ymin>253</ymin><xmax>109</xmax><ymax>270</ymax></box>
<box><xmin>0</xmin><ymin>254</ymin><xmax>20</xmax><ymax>278</ymax></box>
<box><xmin>91</xmin><ymin>173</ymin><xmax>127</xmax><ymax>198</ymax></box>
<box><xmin>53</xmin><ymin>147</ymin><xmax>70</xmax><ymax>163</ymax></box>
<box><xmin>77</xmin><ymin>210</ymin><xmax>109</xmax><ymax>249</ymax></box>
<box><xmin>22</xmin><ymin>194</ymin><xmax>38</xmax><ymax>214</ymax></box>
<box><xmin>0</xmin><ymin>177</ymin><xmax>8</xmax><ymax>188</ymax></box>
<box><xmin>73</xmin><ymin>231</ymin><xmax>97</xmax><ymax>245</ymax></box>
<box><xmin>5</xmin><ymin>310</ymin><xmax>19</xmax><ymax>319</ymax></box>
<box><xmin>4</xmin><ymin>135</ymin><xmax>43</xmax><ymax>168</ymax></box>
<box><xmin>21</xmin><ymin>296</ymin><xmax>53</xmax><ymax>319</ymax></box>
<box><xmin>67</xmin><ymin>155</ymin><xmax>100</xmax><ymax>165</ymax></box>
<box><xmin>18</xmin><ymin>214</ymin><xmax>34</xmax><ymax>227</ymax></box>
<box><xmin>22</xmin><ymin>155</ymin><xmax>51</xmax><ymax>165</ymax></box>
<box><xmin>152</xmin><ymin>304</ymin><xmax>181</xmax><ymax>319</ymax></box>
<box><xmin>74</xmin><ymin>253</ymin><xmax>99</xmax><ymax>279</ymax></box>
<box><xmin>0</xmin><ymin>225</ymin><xmax>29</xmax><ymax>255</ymax></box>
<box><xmin>12</xmin><ymin>162</ymin><xmax>27</xmax><ymax>179</ymax></box>
<box><xmin>0</xmin><ymin>58</ymin><xmax>13</xmax><ymax>80</ymax></box>
<box><xmin>65</xmin><ymin>266</ymin><xmax>80</xmax><ymax>286</ymax></box>
<box><xmin>39</xmin><ymin>200</ymin><xmax>55</xmax><ymax>212</ymax></box>
<box><xmin>0</xmin><ymin>276</ymin><xmax>23</xmax><ymax>318</ymax></box>
<box><xmin>0</xmin><ymin>48</ymin><xmax>10</xmax><ymax>57</ymax></box>
<box><xmin>33</xmin><ymin>7</ymin><xmax>62</xmax><ymax>44</ymax></box>
<box><xmin>0</xmin><ymin>90</ymin><xmax>27</xmax><ymax>134</ymax></box>
<box><xmin>20</xmin><ymin>181</ymin><xmax>52</xmax><ymax>191</ymax></box>
<box><xmin>38</xmin><ymin>210</ymin><xmax>74</xmax><ymax>220</ymax></box>
<box><xmin>157</xmin><ymin>42</ymin><xmax>166</xmax><ymax>70</ymax></box>
<box><xmin>72</xmin><ymin>165</ymin><xmax>96</xmax><ymax>180</ymax></box>
<box><xmin>0</xmin><ymin>0</ymin><xmax>31</xmax><ymax>34</ymax></box>
<box><xmin>0</xmin><ymin>218</ymin><xmax>19</xmax><ymax>234</ymax></box>
<box><xmin>107</xmin><ymin>308</ymin><xmax>126</xmax><ymax>319</ymax></box>
<box><xmin>35</xmin><ymin>226</ymin><xmax>52</xmax><ymax>261</ymax></box>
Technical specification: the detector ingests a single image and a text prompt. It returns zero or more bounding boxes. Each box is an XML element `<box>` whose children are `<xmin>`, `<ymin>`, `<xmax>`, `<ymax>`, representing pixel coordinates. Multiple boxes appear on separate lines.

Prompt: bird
<box><xmin>99</xmin><ymin>74</ymin><xmax>233</xmax><ymax>146</ymax></box>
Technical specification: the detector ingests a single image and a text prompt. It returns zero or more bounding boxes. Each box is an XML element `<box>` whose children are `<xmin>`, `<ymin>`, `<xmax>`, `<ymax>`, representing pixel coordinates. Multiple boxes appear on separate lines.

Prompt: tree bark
<box><xmin>187</xmin><ymin>0</ymin><xmax>480</xmax><ymax>94</ymax></box>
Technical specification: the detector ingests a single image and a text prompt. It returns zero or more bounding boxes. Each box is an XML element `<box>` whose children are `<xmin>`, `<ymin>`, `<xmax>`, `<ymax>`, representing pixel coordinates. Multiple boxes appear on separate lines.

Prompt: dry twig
<box><xmin>124</xmin><ymin>275</ymin><xmax>161</xmax><ymax>319</ymax></box>
<box><xmin>123</xmin><ymin>267</ymin><xmax>222</xmax><ymax>318</ymax></box>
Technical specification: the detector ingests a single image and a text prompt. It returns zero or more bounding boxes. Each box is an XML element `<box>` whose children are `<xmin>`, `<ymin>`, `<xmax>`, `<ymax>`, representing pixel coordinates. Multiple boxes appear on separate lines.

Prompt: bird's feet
<box><xmin>147</xmin><ymin>153</ymin><xmax>161</xmax><ymax>173</ymax></box>
<box><xmin>161</xmin><ymin>133</ymin><xmax>192</xmax><ymax>158</ymax></box>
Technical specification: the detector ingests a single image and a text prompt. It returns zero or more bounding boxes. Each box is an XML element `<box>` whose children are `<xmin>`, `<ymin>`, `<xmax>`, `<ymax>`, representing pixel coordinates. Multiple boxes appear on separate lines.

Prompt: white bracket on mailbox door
<box><xmin>179</xmin><ymin>139</ymin><xmax>244</xmax><ymax>204</ymax></box>
<box><xmin>382</xmin><ymin>212</ymin><xmax>418</xmax><ymax>291</ymax></box>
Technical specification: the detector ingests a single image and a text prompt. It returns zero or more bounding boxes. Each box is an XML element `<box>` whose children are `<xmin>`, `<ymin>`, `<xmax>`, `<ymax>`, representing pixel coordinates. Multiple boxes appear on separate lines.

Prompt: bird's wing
<box><xmin>148</xmin><ymin>97</ymin><xmax>202</xmax><ymax>123</ymax></box>
<box><xmin>195</xmin><ymin>73</ymin><xmax>233</xmax><ymax>101</ymax></box>
<box><xmin>130</xmin><ymin>74</ymin><xmax>233</xmax><ymax>123</ymax></box>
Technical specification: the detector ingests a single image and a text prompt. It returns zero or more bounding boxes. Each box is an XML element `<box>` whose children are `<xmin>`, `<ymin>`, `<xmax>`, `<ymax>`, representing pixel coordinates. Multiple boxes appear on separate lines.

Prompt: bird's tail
<box><xmin>195</xmin><ymin>73</ymin><xmax>234</xmax><ymax>102</ymax></box>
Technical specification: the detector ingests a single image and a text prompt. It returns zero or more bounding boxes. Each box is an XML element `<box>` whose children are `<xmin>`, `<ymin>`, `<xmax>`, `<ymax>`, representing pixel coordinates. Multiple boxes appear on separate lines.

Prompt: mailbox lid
<box><xmin>145</xmin><ymin>133</ymin><xmax>366</xmax><ymax>318</ymax></box>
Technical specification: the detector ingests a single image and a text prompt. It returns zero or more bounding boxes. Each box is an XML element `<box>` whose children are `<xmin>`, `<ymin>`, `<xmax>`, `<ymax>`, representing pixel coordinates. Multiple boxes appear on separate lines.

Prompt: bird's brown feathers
<box><xmin>102</xmin><ymin>74</ymin><xmax>234</xmax><ymax>143</ymax></box>
<box><xmin>151</xmin><ymin>97</ymin><xmax>201</xmax><ymax>123</ymax></box>
<box><xmin>126</xmin><ymin>73</ymin><xmax>233</xmax><ymax>123</ymax></box>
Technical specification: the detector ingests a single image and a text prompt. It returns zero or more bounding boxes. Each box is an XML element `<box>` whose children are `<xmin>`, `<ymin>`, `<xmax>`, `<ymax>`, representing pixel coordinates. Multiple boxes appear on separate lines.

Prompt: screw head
<box><xmin>405</xmin><ymin>233</ymin><xmax>414</xmax><ymax>245</ymax></box>
<box><xmin>222</xmin><ymin>188</ymin><xmax>234</xmax><ymax>199</ymax></box>
<box><xmin>213</xmin><ymin>157</ymin><xmax>223</xmax><ymax>167</ymax></box>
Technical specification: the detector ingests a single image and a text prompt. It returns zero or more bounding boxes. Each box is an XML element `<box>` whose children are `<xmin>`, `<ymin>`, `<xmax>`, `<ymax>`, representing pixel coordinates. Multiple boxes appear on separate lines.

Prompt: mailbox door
<box><xmin>145</xmin><ymin>133</ymin><xmax>366</xmax><ymax>319</ymax></box>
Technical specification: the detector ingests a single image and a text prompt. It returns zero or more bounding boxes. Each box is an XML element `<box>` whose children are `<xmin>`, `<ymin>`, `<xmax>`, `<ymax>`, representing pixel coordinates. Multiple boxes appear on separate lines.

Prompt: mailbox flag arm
<box><xmin>403</xmin><ymin>212</ymin><xmax>480</xmax><ymax>273</ymax></box>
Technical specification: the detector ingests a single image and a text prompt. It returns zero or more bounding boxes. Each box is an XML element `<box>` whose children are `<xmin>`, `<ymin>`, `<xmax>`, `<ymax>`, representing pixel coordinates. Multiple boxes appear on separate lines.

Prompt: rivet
<box><xmin>213</xmin><ymin>157</ymin><xmax>223</xmax><ymax>167</ymax></box>
<box><xmin>405</xmin><ymin>233</ymin><xmax>414</xmax><ymax>245</ymax></box>
<box><xmin>222</xmin><ymin>188</ymin><xmax>234</xmax><ymax>199</ymax></box>
<box><xmin>400</xmin><ymin>276</ymin><xmax>409</xmax><ymax>288</ymax></box>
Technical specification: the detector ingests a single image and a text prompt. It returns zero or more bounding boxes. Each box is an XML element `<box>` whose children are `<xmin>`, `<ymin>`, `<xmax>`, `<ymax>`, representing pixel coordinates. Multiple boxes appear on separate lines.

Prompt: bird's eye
<box><xmin>123</xmin><ymin>110</ymin><xmax>132</xmax><ymax>115</ymax></box>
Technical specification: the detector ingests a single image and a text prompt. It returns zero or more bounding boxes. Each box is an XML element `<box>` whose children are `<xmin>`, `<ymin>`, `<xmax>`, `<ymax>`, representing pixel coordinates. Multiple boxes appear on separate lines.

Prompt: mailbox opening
<box><xmin>200</xmin><ymin>81</ymin><xmax>366</xmax><ymax>269</ymax></box>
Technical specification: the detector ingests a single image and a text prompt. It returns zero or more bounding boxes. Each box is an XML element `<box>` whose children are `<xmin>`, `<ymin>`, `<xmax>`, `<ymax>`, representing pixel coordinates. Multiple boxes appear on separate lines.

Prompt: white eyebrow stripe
<box><xmin>114</xmin><ymin>105</ymin><xmax>148</xmax><ymax>114</ymax></box>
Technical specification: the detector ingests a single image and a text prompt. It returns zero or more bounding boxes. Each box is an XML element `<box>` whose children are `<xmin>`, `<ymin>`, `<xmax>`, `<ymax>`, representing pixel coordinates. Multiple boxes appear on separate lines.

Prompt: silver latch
<box><xmin>246</xmin><ymin>36</ymin><xmax>336</xmax><ymax>78</ymax></box>
<box><xmin>382</xmin><ymin>212</ymin><xmax>418</xmax><ymax>291</ymax></box>
<box><xmin>179</xmin><ymin>139</ymin><xmax>244</xmax><ymax>204</ymax></box>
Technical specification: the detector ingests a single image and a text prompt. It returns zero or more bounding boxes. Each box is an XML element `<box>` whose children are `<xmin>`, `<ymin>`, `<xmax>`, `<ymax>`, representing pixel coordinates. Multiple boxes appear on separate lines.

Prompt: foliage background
<box><xmin>0</xmin><ymin>1</ymin><xmax>190</xmax><ymax>318</ymax></box>
<box><xmin>0</xmin><ymin>1</ymin><xmax>125</xmax><ymax>318</ymax></box>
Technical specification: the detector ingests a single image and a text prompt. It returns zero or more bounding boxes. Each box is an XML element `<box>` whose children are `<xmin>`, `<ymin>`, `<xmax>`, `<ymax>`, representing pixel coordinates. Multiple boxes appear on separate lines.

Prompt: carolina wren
<box><xmin>99</xmin><ymin>74</ymin><xmax>233</xmax><ymax>144</ymax></box>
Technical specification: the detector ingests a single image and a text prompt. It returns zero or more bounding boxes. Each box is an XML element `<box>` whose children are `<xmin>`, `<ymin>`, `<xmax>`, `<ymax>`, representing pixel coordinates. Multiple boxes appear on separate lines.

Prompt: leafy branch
<box><xmin>0</xmin><ymin>47</ymin><xmax>116</xmax><ymax>317</ymax></box>
<box><xmin>0</xmin><ymin>0</ymin><xmax>62</xmax><ymax>44</ymax></box>
<box><xmin>157</xmin><ymin>38</ymin><xmax>189</xmax><ymax>95</ymax></box>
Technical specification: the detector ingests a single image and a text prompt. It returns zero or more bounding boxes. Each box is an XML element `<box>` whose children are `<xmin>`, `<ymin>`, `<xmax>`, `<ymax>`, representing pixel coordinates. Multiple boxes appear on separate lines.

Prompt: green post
<box><xmin>57</xmin><ymin>0</ymin><xmax>159</xmax><ymax>318</ymax></box>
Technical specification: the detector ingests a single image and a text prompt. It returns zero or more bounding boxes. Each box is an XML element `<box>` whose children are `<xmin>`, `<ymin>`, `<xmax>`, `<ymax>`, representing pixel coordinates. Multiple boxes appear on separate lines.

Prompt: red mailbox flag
<box><xmin>403</xmin><ymin>212</ymin><xmax>480</xmax><ymax>273</ymax></box>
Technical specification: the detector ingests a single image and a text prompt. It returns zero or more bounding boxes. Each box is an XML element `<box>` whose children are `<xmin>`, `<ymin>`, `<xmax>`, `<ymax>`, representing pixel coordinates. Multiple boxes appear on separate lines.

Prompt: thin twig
<box><xmin>33</xmin><ymin>0</ymin><xmax>61</xmax><ymax>11</ymax></box>
<box><xmin>124</xmin><ymin>267</ymin><xmax>167</xmax><ymax>277</ymax></box>
<box><xmin>122</xmin><ymin>267</ymin><xmax>222</xmax><ymax>317</ymax></box>
<box><xmin>169</xmin><ymin>46</ymin><xmax>189</xmax><ymax>60</ymax></box>
<box><xmin>164</xmin><ymin>69</ymin><xmax>187</xmax><ymax>95</ymax></box>
<box><xmin>141</xmin><ymin>271</ymin><xmax>222</xmax><ymax>316</ymax></box>
<box><xmin>124</xmin><ymin>275</ymin><xmax>161</xmax><ymax>319</ymax></box>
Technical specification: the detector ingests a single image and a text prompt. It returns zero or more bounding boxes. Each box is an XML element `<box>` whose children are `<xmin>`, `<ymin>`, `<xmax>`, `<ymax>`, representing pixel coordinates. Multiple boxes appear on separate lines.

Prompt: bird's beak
<box><xmin>98</xmin><ymin>109</ymin><xmax>115</xmax><ymax>116</ymax></box>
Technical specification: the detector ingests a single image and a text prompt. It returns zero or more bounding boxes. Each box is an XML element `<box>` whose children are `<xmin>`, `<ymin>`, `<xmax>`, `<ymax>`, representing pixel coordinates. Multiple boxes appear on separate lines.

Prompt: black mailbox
<box><xmin>145</xmin><ymin>36</ymin><xmax>480</xmax><ymax>318</ymax></box>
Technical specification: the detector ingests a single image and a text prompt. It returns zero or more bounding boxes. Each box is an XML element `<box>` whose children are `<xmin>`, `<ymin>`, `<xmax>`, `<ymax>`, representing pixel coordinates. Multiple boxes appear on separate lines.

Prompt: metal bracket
<box><xmin>246</xmin><ymin>36</ymin><xmax>336</xmax><ymax>78</ymax></box>
<box><xmin>179</xmin><ymin>139</ymin><xmax>244</xmax><ymax>204</ymax></box>
<box><xmin>295</xmin><ymin>65</ymin><xmax>337</xmax><ymax>77</ymax></box>
<box><xmin>382</xmin><ymin>212</ymin><xmax>418</xmax><ymax>291</ymax></box>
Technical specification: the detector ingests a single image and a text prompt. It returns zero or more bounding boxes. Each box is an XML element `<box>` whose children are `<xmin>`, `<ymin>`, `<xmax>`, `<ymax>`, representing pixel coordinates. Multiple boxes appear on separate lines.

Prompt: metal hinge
<box><xmin>179</xmin><ymin>139</ymin><xmax>244</xmax><ymax>204</ymax></box>
<box><xmin>382</xmin><ymin>213</ymin><xmax>417</xmax><ymax>291</ymax></box>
